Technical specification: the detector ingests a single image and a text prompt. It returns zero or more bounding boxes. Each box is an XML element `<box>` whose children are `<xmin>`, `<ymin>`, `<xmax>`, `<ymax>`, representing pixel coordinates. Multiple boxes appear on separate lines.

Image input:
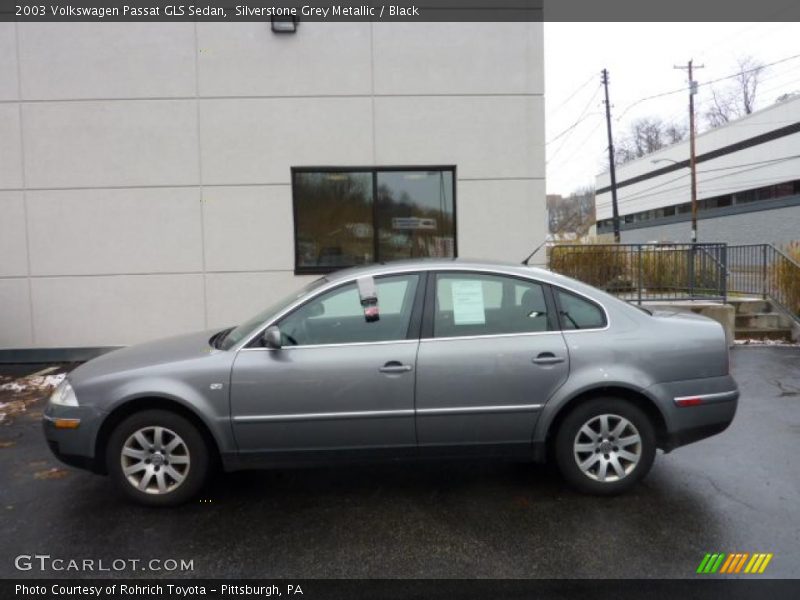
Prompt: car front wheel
<box><xmin>555</xmin><ymin>398</ymin><xmax>656</xmax><ymax>495</ymax></box>
<box><xmin>107</xmin><ymin>409</ymin><xmax>209</xmax><ymax>506</ymax></box>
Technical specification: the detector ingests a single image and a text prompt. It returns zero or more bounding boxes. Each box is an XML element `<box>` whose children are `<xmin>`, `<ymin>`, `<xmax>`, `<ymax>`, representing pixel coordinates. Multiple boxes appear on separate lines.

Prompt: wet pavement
<box><xmin>0</xmin><ymin>347</ymin><xmax>798</xmax><ymax>579</ymax></box>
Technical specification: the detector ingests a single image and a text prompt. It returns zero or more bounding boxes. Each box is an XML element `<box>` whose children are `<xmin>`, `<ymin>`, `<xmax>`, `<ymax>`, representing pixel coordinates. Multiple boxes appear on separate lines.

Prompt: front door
<box><xmin>415</xmin><ymin>271</ymin><xmax>569</xmax><ymax>455</ymax></box>
<box><xmin>230</xmin><ymin>273</ymin><xmax>422</xmax><ymax>461</ymax></box>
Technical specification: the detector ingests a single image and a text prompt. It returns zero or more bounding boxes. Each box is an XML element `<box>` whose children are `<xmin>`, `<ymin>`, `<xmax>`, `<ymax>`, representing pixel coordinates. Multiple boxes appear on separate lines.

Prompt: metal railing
<box><xmin>728</xmin><ymin>244</ymin><xmax>800</xmax><ymax>322</ymax></box>
<box><xmin>547</xmin><ymin>242</ymin><xmax>799</xmax><ymax>323</ymax></box>
<box><xmin>549</xmin><ymin>243</ymin><xmax>728</xmax><ymax>304</ymax></box>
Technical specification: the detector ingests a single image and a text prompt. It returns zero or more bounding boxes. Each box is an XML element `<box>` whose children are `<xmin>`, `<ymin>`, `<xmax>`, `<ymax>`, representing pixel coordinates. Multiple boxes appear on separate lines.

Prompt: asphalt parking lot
<box><xmin>0</xmin><ymin>347</ymin><xmax>798</xmax><ymax>579</ymax></box>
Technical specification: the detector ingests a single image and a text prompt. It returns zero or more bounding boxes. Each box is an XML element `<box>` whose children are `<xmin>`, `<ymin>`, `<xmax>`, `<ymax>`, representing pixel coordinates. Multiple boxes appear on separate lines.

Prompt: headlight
<box><xmin>50</xmin><ymin>380</ymin><xmax>78</xmax><ymax>407</ymax></box>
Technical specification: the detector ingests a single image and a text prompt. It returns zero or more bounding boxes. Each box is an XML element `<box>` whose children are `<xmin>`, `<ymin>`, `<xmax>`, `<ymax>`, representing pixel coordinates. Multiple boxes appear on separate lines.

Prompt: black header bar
<box><xmin>3</xmin><ymin>0</ymin><xmax>800</xmax><ymax>22</ymax></box>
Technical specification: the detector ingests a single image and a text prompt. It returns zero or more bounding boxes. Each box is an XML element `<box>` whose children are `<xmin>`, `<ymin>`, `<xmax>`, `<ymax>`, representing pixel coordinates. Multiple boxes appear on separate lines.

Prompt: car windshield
<box><xmin>217</xmin><ymin>277</ymin><xmax>328</xmax><ymax>350</ymax></box>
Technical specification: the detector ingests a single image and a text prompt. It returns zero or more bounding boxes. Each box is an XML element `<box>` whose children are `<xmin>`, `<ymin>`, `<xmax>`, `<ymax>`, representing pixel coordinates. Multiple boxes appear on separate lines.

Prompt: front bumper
<box><xmin>42</xmin><ymin>402</ymin><xmax>105</xmax><ymax>473</ymax></box>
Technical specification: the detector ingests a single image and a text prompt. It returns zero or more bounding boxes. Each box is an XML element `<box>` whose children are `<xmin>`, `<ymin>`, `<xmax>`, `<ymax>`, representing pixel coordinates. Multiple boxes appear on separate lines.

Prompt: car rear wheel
<box><xmin>107</xmin><ymin>410</ymin><xmax>209</xmax><ymax>507</ymax></box>
<box><xmin>555</xmin><ymin>398</ymin><xmax>656</xmax><ymax>495</ymax></box>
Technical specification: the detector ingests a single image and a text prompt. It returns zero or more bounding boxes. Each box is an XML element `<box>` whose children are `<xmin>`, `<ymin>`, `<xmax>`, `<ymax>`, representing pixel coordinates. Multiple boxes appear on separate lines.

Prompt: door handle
<box><xmin>532</xmin><ymin>353</ymin><xmax>565</xmax><ymax>365</ymax></box>
<box><xmin>379</xmin><ymin>361</ymin><xmax>413</xmax><ymax>374</ymax></box>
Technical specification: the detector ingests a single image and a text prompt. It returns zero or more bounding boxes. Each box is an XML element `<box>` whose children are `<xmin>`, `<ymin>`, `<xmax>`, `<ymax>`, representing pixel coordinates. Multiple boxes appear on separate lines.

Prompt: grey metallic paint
<box><xmin>43</xmin><ymin>259</ymin><xmax>739</xmax><ymax>474</ymax></box>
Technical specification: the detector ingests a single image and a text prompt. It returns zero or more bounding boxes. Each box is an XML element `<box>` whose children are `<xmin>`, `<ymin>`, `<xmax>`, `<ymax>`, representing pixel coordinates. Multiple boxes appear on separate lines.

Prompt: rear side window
<box><xmin>555</xmin><ymin>289</ymin><xmax>606</xmax><ymax>330</ymax></box>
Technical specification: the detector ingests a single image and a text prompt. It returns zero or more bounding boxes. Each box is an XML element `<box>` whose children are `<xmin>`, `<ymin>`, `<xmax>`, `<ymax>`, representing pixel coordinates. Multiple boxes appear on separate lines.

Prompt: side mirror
<box><xmin>261</xmin><ymin>325</ymin><xmax>282</xmax><ymax>349</ymax></box>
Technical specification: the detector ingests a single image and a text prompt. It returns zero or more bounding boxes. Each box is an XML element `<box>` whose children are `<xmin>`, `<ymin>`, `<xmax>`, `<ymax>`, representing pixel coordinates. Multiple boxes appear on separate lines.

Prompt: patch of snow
<box><xmin>0</xmin><ymin>382</ymin><xmax>26</xmax><ymax>392</ymax></box>
<box><xmin>29</xmin><ymin>373</ymin><xmax>66</xmax><ymax>388</ymax></box>
<box><xmin>0</xmin><ymin>372</ymin><xmax>65</xmax><ymax>392</ymax></box>
<box><xmin>734</xmin><ymin>339</ymin><xmax>799</xmax><ymax>347</ymax></box>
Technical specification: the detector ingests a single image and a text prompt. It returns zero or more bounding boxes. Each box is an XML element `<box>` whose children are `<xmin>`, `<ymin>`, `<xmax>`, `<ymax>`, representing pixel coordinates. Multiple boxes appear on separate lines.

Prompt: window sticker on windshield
<box><xmin>451</xmin><ymin>280</ymin><xmax>486</xmax><ymax>325</ymax></box>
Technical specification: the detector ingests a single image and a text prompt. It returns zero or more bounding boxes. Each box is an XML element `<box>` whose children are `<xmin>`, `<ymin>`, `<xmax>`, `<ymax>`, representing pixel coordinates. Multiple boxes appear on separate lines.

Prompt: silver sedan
<box><xmin>43</xmin><ymin>260</ymin><xmax>739</xmax><ymax>506</ymax></box>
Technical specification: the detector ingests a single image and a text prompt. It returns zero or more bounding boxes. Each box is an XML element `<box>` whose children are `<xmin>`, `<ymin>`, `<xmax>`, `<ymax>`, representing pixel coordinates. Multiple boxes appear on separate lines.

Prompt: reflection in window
<box><xmin>376</xmin><ymin>171</ymin><xmax>455</xmax><ymax>262</ymax></box>
<box><xmin>293</xmin><ymin>168</ymin><xmax>456</xmax><ymax>272</ymax></box>
<box><xmin>294</xmin><ymin>171</ymin><xmax>374</xmax><ymax>270</ymax></box>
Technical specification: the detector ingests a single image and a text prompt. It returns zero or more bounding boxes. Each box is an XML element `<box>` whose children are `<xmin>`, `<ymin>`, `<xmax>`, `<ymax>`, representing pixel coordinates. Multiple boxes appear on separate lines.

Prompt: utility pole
<box><xmin>674</xmin><ymin>59</ymin><xmax>704</xmax><ymax>243</ymax></box>
<box><xmin>601</xmin><ymin>69</ymin><xmax>621</xmax><ymax>243</ymax></box>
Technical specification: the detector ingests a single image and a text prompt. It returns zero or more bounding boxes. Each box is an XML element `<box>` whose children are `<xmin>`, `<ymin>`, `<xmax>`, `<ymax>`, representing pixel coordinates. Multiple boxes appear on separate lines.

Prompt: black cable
<box><xmin>614</xmin><ymin>52</ymin><xmax>800</xmax><ymax>123</ymax></box>
<box><xmin>599</xmin><ymin>153</ymin><xmax>800</xmax><ymax>207</ymax></box>
<box><xmin>546</xmin><ymin>84</ymin><xmax>602</xmax><ymax>146</ymax></box>
<box><xmin>549</xmin><ymin>73</ymin><xmax>598</xmax><ymax>116</ymax></box>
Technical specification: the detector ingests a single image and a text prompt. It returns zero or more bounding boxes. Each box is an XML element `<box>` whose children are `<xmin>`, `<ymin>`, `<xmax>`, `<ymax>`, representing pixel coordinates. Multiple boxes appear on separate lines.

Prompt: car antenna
<box><xmin>522</xmin><ymin>241</ymin><xmax>547</xmax><ymax>266</ymax></box>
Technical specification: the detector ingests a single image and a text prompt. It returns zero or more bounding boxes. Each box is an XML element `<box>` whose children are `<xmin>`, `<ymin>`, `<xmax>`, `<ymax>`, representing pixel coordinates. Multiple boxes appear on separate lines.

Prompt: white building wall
<box><xmin>0</xmin><ymin>22</ymin><xmax>545</xmax><ymax>349</ymax></box>
<box><xmin>596</xmin><ymin>96</ymin><xmax>800</xmax><ymax>220</ymax></box>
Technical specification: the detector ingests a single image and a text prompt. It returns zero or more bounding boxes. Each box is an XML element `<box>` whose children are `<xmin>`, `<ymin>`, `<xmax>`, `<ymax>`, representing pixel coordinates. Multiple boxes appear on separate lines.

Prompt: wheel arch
<box><xmin>94</xmin><ymin>396</ymin><xmax>222</xmax><ymax>475</ymax></box>
<box><xmin>539</xmin><ymin>385</ymin><xmax>668</xmax><ymax>462</ymax></box>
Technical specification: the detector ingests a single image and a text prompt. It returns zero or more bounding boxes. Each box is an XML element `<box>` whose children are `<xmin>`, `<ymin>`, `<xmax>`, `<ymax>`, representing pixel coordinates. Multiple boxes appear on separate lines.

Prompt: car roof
<box><xmin>323</xmin><ymin>258</ymin><xmax>639</xmax><ymax>318</ymax></box>
<box><xmin>324</xmin><ymin>258</ymin><xmax>555</xmax><ymax>283</ymax></box>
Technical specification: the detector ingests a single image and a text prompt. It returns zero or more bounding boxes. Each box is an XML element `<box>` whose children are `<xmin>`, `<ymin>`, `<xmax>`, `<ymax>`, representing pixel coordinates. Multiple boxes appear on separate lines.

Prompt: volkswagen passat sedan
<box><xmin>44</xmin><ymin>260</ymin><xmax>738</xmax><ymax>506</ymax></box>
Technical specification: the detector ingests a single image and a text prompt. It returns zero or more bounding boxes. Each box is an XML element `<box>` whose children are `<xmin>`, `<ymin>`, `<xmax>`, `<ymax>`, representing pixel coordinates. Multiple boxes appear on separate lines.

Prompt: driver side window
<box><xmin>277</xmin><ymin>274</ymin><xmax>419</xmax><ymax>346</ymax></box>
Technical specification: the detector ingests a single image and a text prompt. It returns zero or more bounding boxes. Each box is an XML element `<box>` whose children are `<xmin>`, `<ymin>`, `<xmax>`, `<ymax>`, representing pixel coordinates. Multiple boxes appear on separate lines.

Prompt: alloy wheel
<box><xmin>120</xmin><ymin>426</ymin><xmax>190</xmax><ymax>495</ymax></box>
<box><xmin>573</xmin><ymin>414</ymin><xmax>642</xmax><ymax>482</ymax></box>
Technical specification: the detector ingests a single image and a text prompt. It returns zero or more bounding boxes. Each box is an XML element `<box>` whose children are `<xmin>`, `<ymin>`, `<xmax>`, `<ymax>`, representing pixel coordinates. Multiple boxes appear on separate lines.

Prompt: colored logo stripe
<box><xmin>720</xmin><ymin>553</ymin><xmax>750</xmax><ymax>573</ymax></box>
<box><xmin>744</xmin><ymin>553</ymin><xmax>774</xmax><ymax>573</ymax></box>
<box><xmin>697</xmin><ymin>553</ymin><xmax>726</xmax><ymax>573</ymax></box>
<box><xmin>699</xmin><ymin>553</ymin><xmax>773</xmax><ymax>574</ymax></box>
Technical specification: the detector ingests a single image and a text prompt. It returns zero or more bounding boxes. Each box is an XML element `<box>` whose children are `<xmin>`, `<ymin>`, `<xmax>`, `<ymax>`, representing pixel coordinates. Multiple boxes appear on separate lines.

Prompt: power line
<box><xmin>700</xmin><ymin>52</ymin><xmax>800</xmax><ymax>89</ymax></box>
<box><xmin>614</xmin><ymin>52</ymin><xmax>800</xmax><ymax>124</ymax></box>
<box><xmin>548</xmin><ymin>73</ymin><xmax>597</xmax><ymax>116</ymax></box>
<box><xmin>546</xmin><ymin>113</ymin><xmax>603</xmax><ymax>165</ymax></box>
<box><xmin>546</xmin><ymin>84</ymin><xmax>602</xmax><ymax>145</ymax></box>
<box><xmin>614</xmin><ymin>86</ymin><xmax>686</xmax><ymax>123</ymax></box>
<box><xmin>599</xmin><ymin>153</ymin><xmax>800</xmax><ymax>206</ymax></box>
<box><xmin>699</xmin><ymin>153</ymin><xmax>800</xmax><ymax>173</ymax></box>
<box><xmin>547</xmin><ymin>117</ymin><xmax>605</xmax><ymax>171</ymax></box>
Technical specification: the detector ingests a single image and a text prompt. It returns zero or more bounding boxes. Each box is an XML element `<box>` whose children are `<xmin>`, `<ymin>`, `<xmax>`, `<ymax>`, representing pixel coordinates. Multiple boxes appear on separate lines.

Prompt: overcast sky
<box><xmin>545</xmin><ymin>22</ymin><xmax>800</xmax><ymax>196</ymax></box>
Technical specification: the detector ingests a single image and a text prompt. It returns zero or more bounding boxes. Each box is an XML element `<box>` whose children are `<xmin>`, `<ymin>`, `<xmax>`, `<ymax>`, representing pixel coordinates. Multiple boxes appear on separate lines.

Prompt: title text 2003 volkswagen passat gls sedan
<box><xmin>44</xmin><ymin>260</ymin><xmax>739</xmax><ymax>506</ymax></box>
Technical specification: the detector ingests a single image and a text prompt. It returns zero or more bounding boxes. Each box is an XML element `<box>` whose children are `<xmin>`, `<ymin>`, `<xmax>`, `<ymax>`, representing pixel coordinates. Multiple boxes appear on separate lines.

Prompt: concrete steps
<box><xmin>729</xmin><ymin>297</ymin><xmax>794</xmax><ymax>342</ymax></box>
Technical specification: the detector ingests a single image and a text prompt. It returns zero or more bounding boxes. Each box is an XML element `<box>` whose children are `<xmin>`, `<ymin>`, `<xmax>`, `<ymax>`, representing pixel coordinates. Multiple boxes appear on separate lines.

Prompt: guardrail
<box><xmin>548</xmin><ymin>243</ymin><xmax>728</xmax><ymax>304</ymax></box>
<box><xmin>728</xmin><ymin>244</ymin><xmax>800</xmax><ymax>322</ymax></box>
<box><xmin>547</xmin><ymin>242</ymin><xmax>799</xmax><ymax>323</ymax></box>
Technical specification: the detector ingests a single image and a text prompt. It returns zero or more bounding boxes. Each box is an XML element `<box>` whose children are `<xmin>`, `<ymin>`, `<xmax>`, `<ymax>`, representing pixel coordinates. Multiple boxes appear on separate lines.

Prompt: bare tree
<box><xmin>614</xmin><ymin>117</ymin><xmax>687</xmax><ymax>165</ymax></box>
<box><xmin>548</xmin><ymin>187</ymin><xmax>596</xmax><ymax>239</ymax></box>
<box><xmin>705</xmin><ymin>56</ymin><xmax>765</xmax><ymax>128</ymax></box>
<box><xmin>664</xmin><ymin>122</ymin><xmax>688</xmax><ymax>144</ymax></box>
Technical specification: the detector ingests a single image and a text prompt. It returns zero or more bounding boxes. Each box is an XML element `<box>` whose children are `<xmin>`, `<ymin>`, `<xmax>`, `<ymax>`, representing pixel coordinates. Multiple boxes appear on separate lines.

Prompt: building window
<box><xmin>292</xmin><ymin>167</ymin><xmax>456</xmax><ymax>273</ymax></box>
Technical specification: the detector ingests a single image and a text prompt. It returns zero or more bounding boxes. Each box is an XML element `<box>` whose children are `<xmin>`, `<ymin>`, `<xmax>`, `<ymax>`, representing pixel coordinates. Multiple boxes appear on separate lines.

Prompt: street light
<box><xmin>650</xmin><ymin>158</ymin><xmax>696</xmax><ymax>242</ymax></box>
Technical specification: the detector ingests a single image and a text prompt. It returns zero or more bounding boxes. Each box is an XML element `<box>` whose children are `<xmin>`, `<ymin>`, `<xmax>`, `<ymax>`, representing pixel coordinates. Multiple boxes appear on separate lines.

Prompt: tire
<box><xmin>554</xmin><ymin>397</ymin><xmax>656</xmax><ymax>495</ymax></box>
<box><xmin>106</xmin><ymin>409</ymin><xmax>210</xmax><ymax>507</ymax></box>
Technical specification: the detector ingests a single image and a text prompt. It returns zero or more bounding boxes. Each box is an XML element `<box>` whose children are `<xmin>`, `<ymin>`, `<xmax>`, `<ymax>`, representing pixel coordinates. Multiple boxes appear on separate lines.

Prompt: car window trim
<box><xmin>406</xmin><ymin>271</ymin><xmax>429</xmax><ymax>341</ymax></box>
<box><xmin>235</xmin><ymin>265</ymin><xmax>613</xmax><ymax>350</ymax></box>
<box><xmin>423</xmin><ymin>270</ymin><xmax>556</xmax><ymax>340</ymax></box>
<box><xmin>242</xmin><ymin>271</ymin><xmax>423</xmax><ymax>350</ymax></box>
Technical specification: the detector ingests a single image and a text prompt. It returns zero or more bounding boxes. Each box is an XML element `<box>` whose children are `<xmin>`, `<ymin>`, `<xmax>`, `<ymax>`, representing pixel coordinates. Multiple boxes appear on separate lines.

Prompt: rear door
<box><xmin>415</xmin><ymin>271</ymin><xmax>569</xmax><ymax>455</ymax></box>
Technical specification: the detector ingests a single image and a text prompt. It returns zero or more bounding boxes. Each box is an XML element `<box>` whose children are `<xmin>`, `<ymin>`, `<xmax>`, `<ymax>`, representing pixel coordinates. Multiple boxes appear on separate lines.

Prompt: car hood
<box><xmin>69</xmin><ymin>329</ymin><xmax>223</xmax><ymax>385</ymax></box>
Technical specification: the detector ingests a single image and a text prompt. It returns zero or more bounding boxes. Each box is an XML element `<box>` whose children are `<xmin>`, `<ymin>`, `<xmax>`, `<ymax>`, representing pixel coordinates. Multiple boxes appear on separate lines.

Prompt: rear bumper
<box><xmin>648</xmin><ymin>375</ymin><xmax>739</xmax><ymax>451</ymax></box>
